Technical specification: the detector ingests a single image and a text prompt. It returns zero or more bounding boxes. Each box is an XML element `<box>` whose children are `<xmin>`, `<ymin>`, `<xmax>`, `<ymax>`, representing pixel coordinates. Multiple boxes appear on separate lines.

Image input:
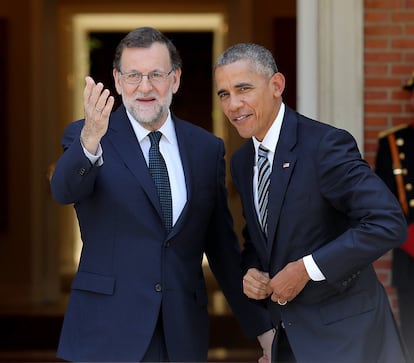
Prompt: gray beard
<box><xmin>122</xmin><ymin>92</ymin><xmax>172</xmax><ymax>128</ymax></box>
<box><xmin>129</xmin><ymin>105</ymin><xmax>165</xmax><ymax>126</ymax></box>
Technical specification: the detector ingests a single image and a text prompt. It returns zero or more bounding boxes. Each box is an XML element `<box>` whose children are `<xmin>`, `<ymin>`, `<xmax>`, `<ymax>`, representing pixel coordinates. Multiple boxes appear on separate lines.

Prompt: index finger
<box><xmin>83</xmin><ymin>76</ymin><xmax>96</xmax><ymax>100</ymax></box>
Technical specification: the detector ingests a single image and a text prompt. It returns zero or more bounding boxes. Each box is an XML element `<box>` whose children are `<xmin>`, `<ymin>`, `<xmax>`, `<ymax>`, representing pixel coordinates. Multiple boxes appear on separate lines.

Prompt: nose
<box><xmin>227</xmin><ymin>94</ymin><xmax>243</xmax><ymax>111</ymax></box>
<box><xmin>138</xmin><ymin>76</ymin><xmax>153</xmax><ymax>92</ymax></box>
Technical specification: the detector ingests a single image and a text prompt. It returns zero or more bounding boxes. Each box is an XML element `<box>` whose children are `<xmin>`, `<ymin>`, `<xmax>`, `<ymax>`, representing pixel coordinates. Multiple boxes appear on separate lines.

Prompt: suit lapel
<box><xmin>237</xmin><ymin>142</ymin><xmax>269</xmax><ymax>254</ymax></box>
<box><xmin>267</xmin><ymin>107</ymin><xmax>298</xmax><ymax>246</ymax></box>
<box><xmin>106</xmin><ymin>106</ymin><xmax>163</xmax><ymax>220</ymax></box>
<box><xmin>166</xmin><ymin>116</ymin><xmax>192</xmax><ymax>238</ymax></box>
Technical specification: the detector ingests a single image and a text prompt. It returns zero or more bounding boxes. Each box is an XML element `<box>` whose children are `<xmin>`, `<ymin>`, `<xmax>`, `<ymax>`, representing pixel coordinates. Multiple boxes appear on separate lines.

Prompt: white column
<box><xmin>297</xmin><ymin>0</ymin><xmax>364</xmax><ymax>151</ymax></box>
<box><xmin>297</xmin><ymin>0</ymin><xmax>319</xmax><ymax>120</ymax></box>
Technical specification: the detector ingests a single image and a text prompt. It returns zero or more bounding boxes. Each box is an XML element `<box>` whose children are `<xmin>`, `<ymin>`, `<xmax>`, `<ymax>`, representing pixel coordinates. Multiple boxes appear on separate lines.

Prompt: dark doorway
<box><xmin>88</xmin><ymin>31</ymin><xmax>213</xmax><ymax>132</ymax></box>
<box><xmin>273</xmin><ymin>17</ymin><xmax>297</xmax><ymax>110</ymax></box>
<box><xmin>0</xmin><ymin>18</ymin><xmax>8</xmax><ymax>233</ymax></box>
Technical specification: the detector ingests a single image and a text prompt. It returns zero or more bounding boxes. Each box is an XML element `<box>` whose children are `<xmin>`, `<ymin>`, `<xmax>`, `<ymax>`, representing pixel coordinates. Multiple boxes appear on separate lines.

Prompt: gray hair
<box><xmin>214</xmin><ymin>43</ymin><xmax>278</xmax><ymax>78</ymax></box>
<box><xmin>113</xmin><ymin>26</ymin><xmax>182</xmax><ymax>72</ymax></box>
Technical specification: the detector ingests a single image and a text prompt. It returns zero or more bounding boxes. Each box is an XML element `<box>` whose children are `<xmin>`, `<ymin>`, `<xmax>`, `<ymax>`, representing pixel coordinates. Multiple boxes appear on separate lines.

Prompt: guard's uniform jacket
<box><xmin>376</xmin><ymin>71</ymin><xmax>414</xmax><ymax>361</ymax></box>
<box><xmin>375</xmin><ymin>123</ymin><xmax>414</xmax><ymax>288</ymax></box>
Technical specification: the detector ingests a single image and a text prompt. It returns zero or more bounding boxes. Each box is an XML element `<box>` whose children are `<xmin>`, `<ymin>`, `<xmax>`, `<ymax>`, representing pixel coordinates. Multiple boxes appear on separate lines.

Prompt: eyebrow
<box><xmin>217</xmin><ymin>82</ymin><xmax>253</xmax><ymax>96</ymax></box>
<box><xmin>235</xmin><ymin>82</ymin><xmax>252</xmax><ymax>88</ymax></box>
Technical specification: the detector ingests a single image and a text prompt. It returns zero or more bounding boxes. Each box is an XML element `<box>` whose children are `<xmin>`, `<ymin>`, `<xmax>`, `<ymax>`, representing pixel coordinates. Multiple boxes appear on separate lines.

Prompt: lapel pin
<box><xmin>283</xmin><ymin>162</ymin><xmax>290</xmax><ymax>168</ymax></box>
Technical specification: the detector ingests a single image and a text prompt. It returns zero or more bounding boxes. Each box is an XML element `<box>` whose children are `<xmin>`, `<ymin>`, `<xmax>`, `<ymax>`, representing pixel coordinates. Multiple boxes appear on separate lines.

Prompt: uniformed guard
<box><xmin>375</xmin><ymin>72</ymin><xmax>414</xmax><ymax>362</ymax></box>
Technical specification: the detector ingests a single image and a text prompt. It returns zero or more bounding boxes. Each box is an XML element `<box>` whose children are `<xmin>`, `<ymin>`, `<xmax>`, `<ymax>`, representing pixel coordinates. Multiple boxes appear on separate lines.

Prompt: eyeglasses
<box><xmin>119</xmin><ymin>69</ymin><xmax>174</xmax><ymax>85</ymax></box>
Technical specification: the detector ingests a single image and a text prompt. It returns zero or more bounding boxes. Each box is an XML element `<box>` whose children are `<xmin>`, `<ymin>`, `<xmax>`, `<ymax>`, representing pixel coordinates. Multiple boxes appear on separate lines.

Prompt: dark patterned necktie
<box><xmin>257</xmin><ymin>144</ymin><xmax>270</xmax><ymax>235</ymax></box>
<box><xmin>148</xmin><ymin>131</ymin><xmax>173</xmax><ymax>233</ymax></box>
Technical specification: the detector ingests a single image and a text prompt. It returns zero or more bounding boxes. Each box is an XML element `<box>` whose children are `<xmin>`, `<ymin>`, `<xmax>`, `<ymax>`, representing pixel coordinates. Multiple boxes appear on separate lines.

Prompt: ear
<box><xmin>172</xmin><ymin>68</ymin><xmax>182</xmax><ymax>94</ymax></box>
<box><xmin>271</xmin><ymin>72</ymin><xmax>286</xmax><ymax>98</ymax></box>
<box><xmin>113</xmin><ymin>68</ymin><xmax>122</xmax><ymax>95</ymax></box>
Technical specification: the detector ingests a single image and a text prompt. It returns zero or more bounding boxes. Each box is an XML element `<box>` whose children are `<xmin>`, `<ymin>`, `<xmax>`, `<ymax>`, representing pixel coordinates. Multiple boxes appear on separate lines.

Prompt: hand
<box><xmin>243</xmin><ymin>268</ymin><xmax>271</xmax><ymax>300</ymax></box>
<box><xmin>81</xmin><ymin>76</ymin><xmax>115</xmax><ymax>154</ymax></box>
<box><xmin>257</xmin><ymin>328</ymin><xmax>275</xmax><ymax>363</ymax></box>
<box><xmin>258</xmin><ymin>355</ymin><xmax>270</xmax><ymax>363</ymax></box>
<box><xmin>268</xmin><ymin>259</ymin><xmax>310</xmax><ymax>304</ymax></box>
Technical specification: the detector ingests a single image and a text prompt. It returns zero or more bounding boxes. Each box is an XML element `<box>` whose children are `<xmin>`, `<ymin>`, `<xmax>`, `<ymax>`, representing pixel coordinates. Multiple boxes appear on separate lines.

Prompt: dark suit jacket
<box><xmin>231</xmin><ymin>106</ymin><xmax>408</xmax><ymax>363</ymax></box>
<box><xmin>51</xmin><ymin>105</ymin><xmax>271</xmax><ymax>362</ymax></box>
<box><xmin>375</xmin><ymin>123</ymin><xmax>414</xmax><ymax>289</ymax></box>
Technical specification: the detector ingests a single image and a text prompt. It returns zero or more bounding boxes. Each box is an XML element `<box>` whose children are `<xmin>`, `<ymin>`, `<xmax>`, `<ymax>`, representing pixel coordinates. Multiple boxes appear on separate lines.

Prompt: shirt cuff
<box><xmin>82</xmin><ymin>141</ymin><xmax>103</xmax><ymax>166</ymax></box>
<box><xmin>303</xmin><ymin>255</ymin><xmax>325</xmax><ymax>281</ymax></box>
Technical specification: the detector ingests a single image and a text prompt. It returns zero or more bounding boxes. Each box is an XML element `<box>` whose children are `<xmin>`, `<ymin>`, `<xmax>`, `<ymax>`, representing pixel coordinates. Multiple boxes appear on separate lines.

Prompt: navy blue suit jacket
<box><xmin>231</xmin><ymin>106</ymin><xmax>408</xmax><ymax>363</ymax></box>
<box><xmin>51</xmin><ymin>105</ymin><xmax>271</xmax><ymax>362</ymax></box>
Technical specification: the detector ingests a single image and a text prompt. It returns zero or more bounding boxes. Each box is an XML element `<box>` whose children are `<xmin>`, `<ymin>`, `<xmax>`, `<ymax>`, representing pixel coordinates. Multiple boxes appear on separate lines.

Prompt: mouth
<box><xmin>232</xmin><ymin>114</ymin><xmax>252</xmax><ymax>122</ymax></box>
<box><xmin>137</xmin><ymin>97</ymin><xmax>157</xmax><ymax>103</ymax></box>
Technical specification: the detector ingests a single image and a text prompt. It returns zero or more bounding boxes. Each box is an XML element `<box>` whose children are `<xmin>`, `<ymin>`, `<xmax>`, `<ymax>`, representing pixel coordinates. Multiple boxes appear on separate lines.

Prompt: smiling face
<box><xmin>214</xmin><ymin>59</ymin><xmax>285</xmax><ymax>141</ymax></box>
<box><xmin>113</xmin><ymin>42</ymin><xmax>181</xmax><ymax>130</ymax></box>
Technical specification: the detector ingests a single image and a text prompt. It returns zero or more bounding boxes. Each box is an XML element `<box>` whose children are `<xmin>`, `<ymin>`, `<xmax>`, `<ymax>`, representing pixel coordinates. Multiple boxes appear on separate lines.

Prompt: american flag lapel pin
<box><xmin>283</xmin><ymin>162</ymin><xmax>290</xmax><ymax>168</ymax></box>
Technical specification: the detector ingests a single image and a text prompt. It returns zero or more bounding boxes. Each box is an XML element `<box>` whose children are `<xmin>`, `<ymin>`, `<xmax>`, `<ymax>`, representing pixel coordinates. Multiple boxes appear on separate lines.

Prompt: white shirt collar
<box><xmin>126</xmin><ymin>109</ymin><xmax>176</xmax><ymax>146</ymax></box>
<box><xmin>252</xmin><ymin>102</ymin><xmax>285</xmax><ymax>155</ymax></box>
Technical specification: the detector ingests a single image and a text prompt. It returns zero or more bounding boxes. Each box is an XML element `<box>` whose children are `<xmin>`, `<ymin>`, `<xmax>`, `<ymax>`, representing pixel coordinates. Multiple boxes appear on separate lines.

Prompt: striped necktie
<box><xmin>148</xmin><ymin>131</ymin><xmax>173</xmax><ymax>233</ymax></box>
<box><xmin>257</xmin><ymin>144</ymin><xmax>270</xmax><ymax>235</ymax></box>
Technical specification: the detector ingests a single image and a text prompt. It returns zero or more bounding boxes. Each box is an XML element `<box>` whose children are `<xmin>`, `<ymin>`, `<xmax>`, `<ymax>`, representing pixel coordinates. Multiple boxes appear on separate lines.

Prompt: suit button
<box><xmin>154</xmin><ymin>283</ymin><xmax>162</xmax><ymax>292</ymax></box>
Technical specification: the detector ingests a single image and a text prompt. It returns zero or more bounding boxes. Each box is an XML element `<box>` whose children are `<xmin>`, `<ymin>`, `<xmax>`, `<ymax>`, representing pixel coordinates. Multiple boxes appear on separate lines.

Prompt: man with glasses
<box><xmin>51</xmin><ymin>27</ymin><xmax>272</xmax><ymax>362</ymax></box>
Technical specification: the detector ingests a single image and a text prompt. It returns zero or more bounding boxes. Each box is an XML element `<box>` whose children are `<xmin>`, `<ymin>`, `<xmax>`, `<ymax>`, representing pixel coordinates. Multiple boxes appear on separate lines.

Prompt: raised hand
<box><xmin>81</xmin><ymin>76</ymin><xmax>115</xmax><ymax>154</ymax></box>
